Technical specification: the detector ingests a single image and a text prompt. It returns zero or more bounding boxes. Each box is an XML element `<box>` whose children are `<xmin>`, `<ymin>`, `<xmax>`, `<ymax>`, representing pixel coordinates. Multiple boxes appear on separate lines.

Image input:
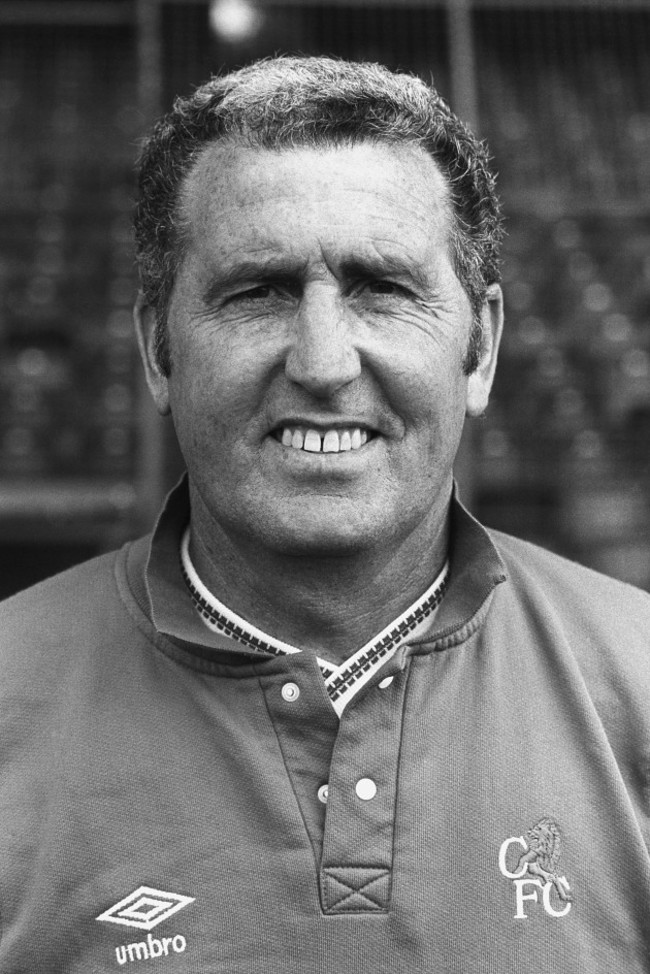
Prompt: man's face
<box><xmin>137</xmin><ymin>141</ymin><xmax>501</xmax><ymax>557</ymax></box>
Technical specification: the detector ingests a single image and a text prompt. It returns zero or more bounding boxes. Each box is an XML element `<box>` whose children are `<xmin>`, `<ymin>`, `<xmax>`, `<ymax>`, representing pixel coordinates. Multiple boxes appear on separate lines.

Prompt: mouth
<box><xmin>272</xmin><ymin>425</ymin><xmax>376</xmax><ymax>454</ymax></box>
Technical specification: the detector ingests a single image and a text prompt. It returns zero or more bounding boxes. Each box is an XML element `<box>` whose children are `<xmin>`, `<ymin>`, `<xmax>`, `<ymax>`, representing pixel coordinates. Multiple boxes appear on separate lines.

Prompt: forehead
<box><xmin>179</xmin><ymin>140</ymin><xmax>454</xmax><ymax>268</ymax></box>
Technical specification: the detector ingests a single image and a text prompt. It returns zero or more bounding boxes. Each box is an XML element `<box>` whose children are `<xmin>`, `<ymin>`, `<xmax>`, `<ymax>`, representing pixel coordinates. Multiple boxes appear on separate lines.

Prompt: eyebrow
<box><xmin>201</xmin><ymin>251</ymin><xmax>432</xmax><ymax>306</ymax></box>
<box><xmin>340</xmin><ymin>254</ymin><xmax>432</xmax><ymax>293</ymax></box>
<box><xmin>201</xmin><ymin>257</ymin><xmax>307</xmax><ymax>307</ymax></box>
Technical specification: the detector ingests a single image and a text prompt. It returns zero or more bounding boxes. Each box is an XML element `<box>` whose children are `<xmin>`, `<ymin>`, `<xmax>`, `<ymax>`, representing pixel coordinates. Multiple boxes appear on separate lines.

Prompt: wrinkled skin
<box><xmin>135</xmin><ymin>142</ymin><xmax>502</xmax><ymax>655</ymax></box>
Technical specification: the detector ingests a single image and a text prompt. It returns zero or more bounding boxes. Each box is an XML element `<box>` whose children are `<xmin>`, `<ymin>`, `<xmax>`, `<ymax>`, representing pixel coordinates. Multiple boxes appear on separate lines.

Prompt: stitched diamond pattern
<box><xmin>322</xmin><ymin>866</ymin><xmax>391</xmax><ymax>914</ymax></box>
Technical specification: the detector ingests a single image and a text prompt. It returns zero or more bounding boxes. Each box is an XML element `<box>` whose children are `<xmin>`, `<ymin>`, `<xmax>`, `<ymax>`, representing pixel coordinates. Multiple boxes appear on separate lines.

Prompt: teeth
<box><xmin>323</xmin><ymin>430</ymin><xmax>340</xmax><ymax>452</ymax></box>
<box><xmin>278</xmin><ymin>426</ymin><xmax>370</xmax><ymax>453</ymax></box>
<box><xmin>304</xmin><ymin>429</ymin><xmax>321</xmax><ymax>452</ymax></box>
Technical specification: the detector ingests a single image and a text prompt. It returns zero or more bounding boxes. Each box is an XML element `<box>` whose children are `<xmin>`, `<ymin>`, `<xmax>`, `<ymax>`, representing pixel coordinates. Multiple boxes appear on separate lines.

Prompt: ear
<box><xmin>133</xmin><ymin>291</ymin><xmax>171</xmax><ymax>416</ymax></box>
<box><xmin>465</xmin><ymin>283</ymin><xmax>504</xmax><ymax>418</ymax></box>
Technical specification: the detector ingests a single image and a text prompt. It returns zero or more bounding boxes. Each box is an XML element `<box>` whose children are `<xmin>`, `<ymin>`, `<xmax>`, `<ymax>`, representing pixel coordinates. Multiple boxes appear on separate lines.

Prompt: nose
<box><xmin>284</xmin><ymin>288</ymin><xmax>361</xmax><ymax>397</ymax></box>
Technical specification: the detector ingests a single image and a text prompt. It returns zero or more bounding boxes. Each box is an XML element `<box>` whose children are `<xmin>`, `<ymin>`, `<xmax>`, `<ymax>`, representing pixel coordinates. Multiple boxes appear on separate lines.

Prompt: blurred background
<box><xmin>0</xmin><ymin>0</ymin><xmax>648</xmax><ymax>598</ymax></box>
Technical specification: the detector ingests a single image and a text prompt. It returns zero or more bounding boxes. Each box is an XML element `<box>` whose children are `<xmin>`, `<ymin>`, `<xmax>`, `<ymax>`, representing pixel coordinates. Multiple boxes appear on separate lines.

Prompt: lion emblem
<box><xmin>514</xmin><ymin>817</ymin><xmax>573</xmax><ymax>903</ymax></box>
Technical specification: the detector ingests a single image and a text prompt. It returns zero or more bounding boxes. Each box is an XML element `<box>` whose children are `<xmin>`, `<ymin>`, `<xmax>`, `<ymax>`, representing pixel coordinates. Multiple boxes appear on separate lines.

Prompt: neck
<box><xmin>187</xmin><ymin>497</ymin><xmax>451</xmax><ymax>664</ymax></box>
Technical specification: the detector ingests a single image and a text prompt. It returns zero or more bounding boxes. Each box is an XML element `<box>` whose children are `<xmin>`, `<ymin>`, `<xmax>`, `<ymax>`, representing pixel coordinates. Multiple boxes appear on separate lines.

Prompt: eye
<box><xmin>226</xmin><ymin>280</ymin><xmax>301</xmax><ymax>306</ymax></box>
<box><xmin>364</xmin><ymin>280</ymin><xmax>411</xmax><ymax>298</ymax></box>
<box><xmin>231</xmin><ymin>284</ymin><xmax>274</xmax><ymax>302</ymax></box>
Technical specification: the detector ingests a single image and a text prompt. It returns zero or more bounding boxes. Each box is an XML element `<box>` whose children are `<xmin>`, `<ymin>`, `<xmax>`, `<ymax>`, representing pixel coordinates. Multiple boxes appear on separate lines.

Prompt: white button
<box><xmin>378</xmin><ymin>676</ymin><xmax>394</xmax><ymax>689</ymax></box>
<box><xmin>317</xmin><ymin>784</ymin><xmax>329</xmax><ymax>804</ymax></box>
<box><xmin>281</xmin><ymin>682</ymin><xmax>300</xmax><ymax>702</ymax></box>
<box><xmin>355</xmin><ymin>778</ymin><xmax>377</xmax><ymax>801</ymax></box>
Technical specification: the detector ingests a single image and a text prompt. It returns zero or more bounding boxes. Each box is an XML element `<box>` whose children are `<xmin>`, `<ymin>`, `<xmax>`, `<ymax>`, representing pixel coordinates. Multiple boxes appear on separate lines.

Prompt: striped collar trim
<box><xmin>180</xmin><ymin>527</ymin><xmax>449</xmax><ymax>716</ymax></box>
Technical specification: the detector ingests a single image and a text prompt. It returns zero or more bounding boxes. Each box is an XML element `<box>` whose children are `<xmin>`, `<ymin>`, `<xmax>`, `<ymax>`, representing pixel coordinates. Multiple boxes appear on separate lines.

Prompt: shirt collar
<box><xmin>180</xmin><ymin>523</ymin><xmax>449</xmax><ymax>716</ymax></box>
<box><xmin>146</xmin><ymin>475</ymin><xmax>506</xmax><ymax>667</ymax></box>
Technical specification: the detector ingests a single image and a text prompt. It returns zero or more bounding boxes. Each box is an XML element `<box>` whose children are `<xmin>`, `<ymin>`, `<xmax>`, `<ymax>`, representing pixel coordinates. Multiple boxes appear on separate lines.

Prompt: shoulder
<box><xmin>487</xmin><ymin>528</ymin><xmax>650</xmax><ymax>682</ymax></box>
<box><xmin>0</xmin><ymin>541</ymin><xmax>148</xmax><ymax>680</ymax></box>
<box><xmin>0</xmin><ymin>548</ymin><xmax>118</xmax><ymax>622</ymax></box>
<box><xmin>490</xmin><ymin>528</ymin><xmax>650</xmax><ymax>618</ymax></box>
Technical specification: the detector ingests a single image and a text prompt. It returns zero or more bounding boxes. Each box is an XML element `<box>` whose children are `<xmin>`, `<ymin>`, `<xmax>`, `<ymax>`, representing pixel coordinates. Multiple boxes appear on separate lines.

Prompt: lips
<box><xmin>274</xmin><ymin>426</ymin><xmax>372</xmax><ymax>453</ymax></box>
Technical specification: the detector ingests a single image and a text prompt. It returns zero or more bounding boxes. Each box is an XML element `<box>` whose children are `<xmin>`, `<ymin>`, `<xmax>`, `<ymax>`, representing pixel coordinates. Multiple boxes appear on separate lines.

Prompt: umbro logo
<box><xmin>97</xmin><ymin>886</ymin><xmax>195</xmax><ymax>966</ymax></box>
<box><xmin>97</xmin><ymin>886</ymin><xmax>195</xmax><ymax>931</ymax></box>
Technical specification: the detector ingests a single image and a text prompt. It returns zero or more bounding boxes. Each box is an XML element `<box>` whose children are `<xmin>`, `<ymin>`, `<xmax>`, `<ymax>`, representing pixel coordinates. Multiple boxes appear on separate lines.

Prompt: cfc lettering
<box><xmin>498</xmin><ymin>836</ymin><xmax>528</xmax><ymax>879</ymax></box>
<box><xmin>513</xmin><ymin>878</ymin><xmax>544</xmax><ymax>919</ymax></box>
<box><xmin>512</xmin><ymin>878</ymin><xmax>572</xmax><ymax>920</ymax></box>
<box><xmin>542</xmin><ymin>882</ymin><xmax>571</xmax><ymax>918</ymax></box>
<box><xmin>499</xmin><ymin>831</ymin><xmax>572</xmax><ymax>920</ymax></box>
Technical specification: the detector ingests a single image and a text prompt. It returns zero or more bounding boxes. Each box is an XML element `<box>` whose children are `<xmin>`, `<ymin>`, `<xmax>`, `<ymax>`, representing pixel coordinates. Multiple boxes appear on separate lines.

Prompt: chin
<box><xmin>269</xmin><ymin>526</ymin><xmax>376</xmax><ymax>558</ymax></box>
<box><xmin>280</xmin><ymin>535</ymin><xmax>370</xmax><ymax>558</ymax></box>
<box><xmin>250</xmin><ymin>505</ymin><xmax>383</xmax><ymax>558</ymax></box>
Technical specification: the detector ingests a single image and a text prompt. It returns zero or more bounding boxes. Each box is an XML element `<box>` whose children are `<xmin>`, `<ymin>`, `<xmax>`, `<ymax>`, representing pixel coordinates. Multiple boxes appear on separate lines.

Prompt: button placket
<box><xmin>319</xmin><ymin>658</ymin><xmax>410</xmax><ymax>915</ymax></box>
<box><xmin>258</xmin><ymin>656</ymin><xmax>340</xmax><ymax>867</ymax></box>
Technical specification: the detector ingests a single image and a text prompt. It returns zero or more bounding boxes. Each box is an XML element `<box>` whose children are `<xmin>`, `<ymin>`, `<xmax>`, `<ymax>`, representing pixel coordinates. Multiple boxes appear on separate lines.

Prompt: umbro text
<box><xmin>115</xmin><ymin>933</ymin><xmax>187</xmax><ymax>965</ymax></box>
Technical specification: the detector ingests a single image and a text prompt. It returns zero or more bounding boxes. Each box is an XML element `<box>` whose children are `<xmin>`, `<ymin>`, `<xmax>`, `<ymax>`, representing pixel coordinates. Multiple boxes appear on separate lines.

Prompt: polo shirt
<box><xmin>0</xmin><ymin>478</ymin><xmax>649</xmax><ymax>972</ymax></box>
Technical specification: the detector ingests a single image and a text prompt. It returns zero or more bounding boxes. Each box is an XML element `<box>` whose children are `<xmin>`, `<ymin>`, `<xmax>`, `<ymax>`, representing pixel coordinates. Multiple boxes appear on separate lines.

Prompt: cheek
<box><xmin>368</xmin><ymin>308</ymin><xmax>468</xmax><ymax>399</ymax></box>
<box><xmin>381</xmin><ymin>349</ymin><xmax>466</xmax><ymax>430</ymax></box>
<box><xmin>172</xmin><ymin>335</ymin><xmax>265</xmax><ymax>418</ymax></box>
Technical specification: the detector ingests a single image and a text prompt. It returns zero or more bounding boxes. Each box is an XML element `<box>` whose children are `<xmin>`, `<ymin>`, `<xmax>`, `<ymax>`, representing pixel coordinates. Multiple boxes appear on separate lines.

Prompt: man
<box><xmin>1</xmin><ymin>56</ymin><xmax>649</xmax><ymax>973</ymax></box>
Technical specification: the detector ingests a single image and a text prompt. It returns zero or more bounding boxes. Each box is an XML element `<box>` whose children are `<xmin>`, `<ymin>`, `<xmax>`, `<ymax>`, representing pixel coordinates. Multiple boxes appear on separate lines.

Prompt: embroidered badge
<box><xmin>498</xmin><ymin>818</ymin><xmax>573</xmax><ymax>919</ymax></box>
<box><xmin>96</xmin><ymin>886</ymin><xmax>195</xmax><ymax>931</ymax></box>
<box><xmin>97</xmin><ymin>887</ymin><xmax>195</xmax><ymax>967</ymax></box>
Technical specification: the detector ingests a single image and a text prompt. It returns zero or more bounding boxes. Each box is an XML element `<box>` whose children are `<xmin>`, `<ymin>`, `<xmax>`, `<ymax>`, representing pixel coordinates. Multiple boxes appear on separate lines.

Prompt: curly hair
<box><xmin>134</xmin><ymin>55</ymin><xmax>503</xmax><ymax>376</ymax></box>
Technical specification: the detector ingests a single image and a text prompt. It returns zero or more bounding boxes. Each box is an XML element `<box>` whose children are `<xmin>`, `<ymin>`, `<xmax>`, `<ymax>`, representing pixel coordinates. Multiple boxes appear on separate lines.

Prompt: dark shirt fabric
<box><xmin>1</xmin><ymin>478</ymin><xmax>649</xmax><ymax>973</ymax></box>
